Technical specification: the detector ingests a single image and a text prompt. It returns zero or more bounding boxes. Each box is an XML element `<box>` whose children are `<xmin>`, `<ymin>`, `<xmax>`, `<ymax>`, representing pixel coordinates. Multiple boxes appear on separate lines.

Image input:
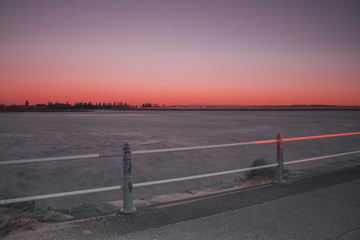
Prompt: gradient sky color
<box><xmin>1</xmin><ymin>0</ymin><xmax>360</xmax><ymax>106</ymax></box>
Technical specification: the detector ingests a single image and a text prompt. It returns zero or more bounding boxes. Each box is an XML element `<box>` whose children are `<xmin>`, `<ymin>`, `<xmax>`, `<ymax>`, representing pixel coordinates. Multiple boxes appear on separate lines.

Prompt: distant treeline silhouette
<box><xmin>0</xmin><ymin>101</ymin><xmax>164</xmax><ymax>112</ymax></box>
<box><xmin>0</xmin><ymin>101</ymin><xmax>359</xmax><ymax>112</ymax></box>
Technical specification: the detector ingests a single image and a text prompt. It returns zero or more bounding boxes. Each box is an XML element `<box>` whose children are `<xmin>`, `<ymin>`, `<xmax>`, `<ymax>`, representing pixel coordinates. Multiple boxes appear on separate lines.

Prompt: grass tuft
<box><xmin>246</xmin><ymin>158</ymin><xmax>276</xmax><ymax>179</ymax></box>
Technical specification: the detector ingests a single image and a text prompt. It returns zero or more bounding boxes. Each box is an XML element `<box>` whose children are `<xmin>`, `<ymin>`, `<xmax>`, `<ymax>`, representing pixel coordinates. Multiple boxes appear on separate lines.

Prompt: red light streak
<box><xmin>283</xmin><ymin>132</ymin><xmax>360</xmax><ymax>142</ymax></box>
<box><xmin>253</xmin><ymin>132</ymin><xmax>360</xmax><ymax>145</ymax></box>
<box><xmin>254</xmin><ymin>140</ymin><xmax>278</xmax><ymax>144</ymax></box>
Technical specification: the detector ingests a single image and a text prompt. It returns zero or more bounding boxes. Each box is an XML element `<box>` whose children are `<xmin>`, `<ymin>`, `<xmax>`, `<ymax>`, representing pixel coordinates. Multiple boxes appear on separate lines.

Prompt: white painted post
<box><xmin>275</xmin><ymin>133</ymin><xmax>285</xmax><ymax>183</ymax></box>
<box><xmin>120</xmin><ymin>143</ymin><xmax>137</xmax><ymax>214</ymax></box>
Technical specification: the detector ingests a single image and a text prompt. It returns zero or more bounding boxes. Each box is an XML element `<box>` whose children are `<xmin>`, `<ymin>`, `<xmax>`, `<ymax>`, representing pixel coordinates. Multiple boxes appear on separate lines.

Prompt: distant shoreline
<box><xmin>1</xmin><ymin>106</ymin><xmax>360</xmax><ymax>112</ymax></box>
<box><xmin>2</xmin><ymin>101</ymin><xmax>360</xmax><ymax>112</ymax></box>
<box><xmin>142</xmin><ymin>106</ymin><xmax>360</xmax><ymax>111</ymax></box>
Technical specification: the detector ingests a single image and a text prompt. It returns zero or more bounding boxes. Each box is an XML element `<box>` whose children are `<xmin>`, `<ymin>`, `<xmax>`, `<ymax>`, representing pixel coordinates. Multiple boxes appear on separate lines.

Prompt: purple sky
<box><xmin>1</xmin><ymin>0</ymin><xmax>360</xmax><ymax>105</ymax></box>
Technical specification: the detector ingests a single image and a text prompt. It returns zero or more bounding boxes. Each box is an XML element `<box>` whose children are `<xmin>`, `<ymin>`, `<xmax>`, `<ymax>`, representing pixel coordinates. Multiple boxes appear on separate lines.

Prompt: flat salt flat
<box><xmin>1</xmin><ymin>110</ymin><xmax>359</xmax><ymax>208</ymax></box>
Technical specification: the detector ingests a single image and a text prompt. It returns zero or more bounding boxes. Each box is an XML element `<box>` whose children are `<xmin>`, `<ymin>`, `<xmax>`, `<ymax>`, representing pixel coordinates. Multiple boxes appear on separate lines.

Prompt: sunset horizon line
<box><xmin>1</xmin><ymin>100</ymin><xmax>359</xmax><ymax>108</ymax></box>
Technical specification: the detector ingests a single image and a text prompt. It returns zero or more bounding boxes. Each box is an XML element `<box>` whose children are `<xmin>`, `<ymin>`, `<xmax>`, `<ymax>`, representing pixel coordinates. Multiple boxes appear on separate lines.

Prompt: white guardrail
<box><xmin>1</xmin><ymin>132</ymin><xmax>360</xmax><ymax>214</ymax></box>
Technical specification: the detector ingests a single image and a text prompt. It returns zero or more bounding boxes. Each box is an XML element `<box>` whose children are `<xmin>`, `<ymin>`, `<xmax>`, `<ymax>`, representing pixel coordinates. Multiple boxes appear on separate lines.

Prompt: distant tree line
<box><xmin>1</xmin><ymin>101</ymin><xmax>358</xmax><ymax>112</ymax></box>
<box><xmin>72</xmin><ymin>101</ymin><xmax>132</xmax><ymax>110</ymax></box>
<box><xmin>0</xmin><ymin>100</ymin><xmax>165</xmax><ymax>112</ymax></box>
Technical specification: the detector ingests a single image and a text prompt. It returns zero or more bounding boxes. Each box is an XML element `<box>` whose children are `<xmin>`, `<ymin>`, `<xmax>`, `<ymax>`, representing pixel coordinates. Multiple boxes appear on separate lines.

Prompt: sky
<box><xmin>1</xmin><ymin>0</ymin><xmax>360</xmax><ymax>106</ymax></box>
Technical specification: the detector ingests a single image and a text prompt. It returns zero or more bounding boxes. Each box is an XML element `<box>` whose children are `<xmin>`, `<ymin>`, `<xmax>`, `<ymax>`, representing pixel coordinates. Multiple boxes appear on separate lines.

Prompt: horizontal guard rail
<box><xmin>1</xmin><ymin>132</ymin><xmax>359</xmax><ymax>165</ymax></box>
<box><xmin>132</xmin><ymin>141</ymin><xmax>261</xmax><ymax>155</ymax></box>
<box><xmin>2</xmin><ymin>149</ymin><xmax>360</xmax><ymax>205</ymax></box>
<box><xmin>283</xmin><ymin>132</ymin><xmax>360</xmax><ymax>142</ymax></box>
<box><xmin>0</xmin><ymin>152</ymin><xmax>123</xmax><ymax>166</ymax></box>
<box><xmin>133</xmin><ymin>132</ymin><xmax>360</xmax><ymax>155</ymax></box>
<box><xmin>284</xmin><ymin>150</ymin><xmax>360</xmax><ymax>165</ymax></box>
<box><xmin>0</xmin><ymin>185</ymin><xmax>121</xmax><ymax>205</ymax></box>
<box><xmin>0</xmin><ymin>164</ymin><xmax>277</xmax><ymax>205</ymax></box>
<box><xmin>133</xmin><ymin>163</ymin><xmax>279</xmax><ymax>188</ymax></box>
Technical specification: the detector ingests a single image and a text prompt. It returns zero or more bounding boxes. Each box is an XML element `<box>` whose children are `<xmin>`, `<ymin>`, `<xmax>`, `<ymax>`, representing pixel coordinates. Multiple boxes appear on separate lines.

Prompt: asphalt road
<box><xmin>6</xmin><ymin>164</ymin><xmax>360</xmax><ymax>240</ymax></box>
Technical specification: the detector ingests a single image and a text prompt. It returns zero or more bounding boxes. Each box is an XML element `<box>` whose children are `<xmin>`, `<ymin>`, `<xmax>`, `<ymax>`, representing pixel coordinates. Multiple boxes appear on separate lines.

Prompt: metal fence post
<box><xmin>275</xmin><ymin>133</ymin><xmax>285</xmax><ymax>183</ymax></box>
<box><xmin>120</xmin><ymin>143</ymin><xmax>137</xmax><ymax>214</ymax></box>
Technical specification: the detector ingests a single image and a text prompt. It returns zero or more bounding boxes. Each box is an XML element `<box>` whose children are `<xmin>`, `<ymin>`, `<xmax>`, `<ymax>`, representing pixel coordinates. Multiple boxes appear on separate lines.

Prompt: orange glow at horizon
<box><xmin>2</xmin><ymin>68</ymin><xmax>359</xmax><ymax>106</ymax></box>
<box><xmin>1</xmin><ymin>1</ymin><xmax>360</xmax><ymax>106</ymax></box>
